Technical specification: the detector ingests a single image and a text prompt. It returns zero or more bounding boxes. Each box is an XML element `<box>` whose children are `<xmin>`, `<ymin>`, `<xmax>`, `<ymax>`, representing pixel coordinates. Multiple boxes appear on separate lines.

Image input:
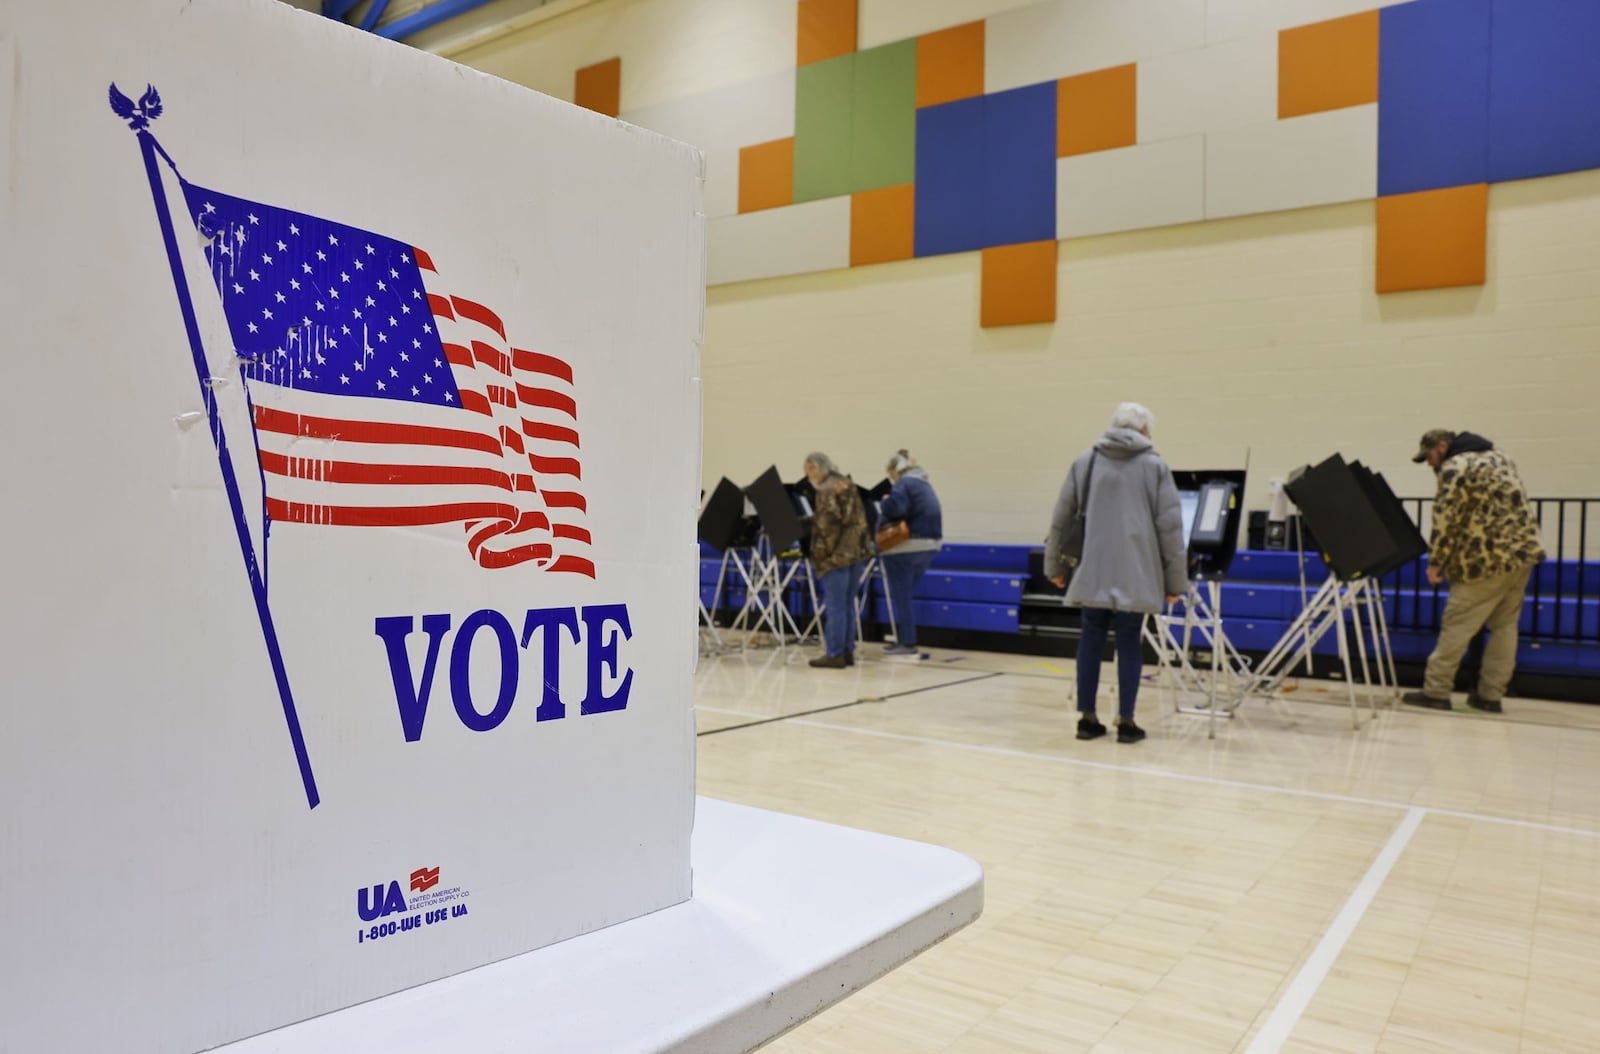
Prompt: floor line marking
<box><xmin>697</xmin><ymin>704</ymin><xmax>770</xmax><ymax>718</ymax></box>
<box><xmin>873</xmin><ymin>672</ymin><xmax>1002</xmax><ymax>701</ymax></box>
<box><xmin>695</xmin><ymin>673</ymin><xmax>1002</xmax><ymax>737</ymax></box>
<box><xmin>1421</xmin><ymin>806</ymin><xmax>1596</xmax><ymax>837</ymax></box>
<box><xmin>697</xmin><ymin>700</ymin><xmax>873</xmax><ymax>737</ymax></box>
<box><xmin>764</xmin><ymin>718</ymin><xmax>1600</xmax><ymax>840</ymax></box>
<box><xmin>1242</xmin><ymin>807</ymin><xmax>1425</xmax><ymax>1054</ymax></box>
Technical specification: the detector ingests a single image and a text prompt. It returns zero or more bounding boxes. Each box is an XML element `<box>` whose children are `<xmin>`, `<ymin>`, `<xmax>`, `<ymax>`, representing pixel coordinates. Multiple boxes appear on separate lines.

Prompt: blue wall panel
<box><xmin>981</xmin><ymin>82</ymin><xmax>1057</xmax><ymax>248</ymax></box>
<box><xmin>1377</xmin><ymin>0</ymin><xmax>1491</xmax><ymax>196</ymax></box>
<box><xmin>1488</xmin><ymin>0</ymin><xmax>1600</xmax><ymax>183</ymax></box>
<box><xmin>915</xmin><ymin>84</ymin><xmax>1057</xmax><ymax>257</ymax></box>
<box><xmin>914</xmin><ymin>97</ymin><xmax>987</xmax><ymax>256</ymax></box>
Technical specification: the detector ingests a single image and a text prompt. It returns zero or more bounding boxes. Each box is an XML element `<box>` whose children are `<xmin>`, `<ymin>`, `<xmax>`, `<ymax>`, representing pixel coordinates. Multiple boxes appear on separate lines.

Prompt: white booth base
<box><xmin>219</xmin><ymin>798</ymin><xmax>985</xmax><ymax>1054</ymax></box>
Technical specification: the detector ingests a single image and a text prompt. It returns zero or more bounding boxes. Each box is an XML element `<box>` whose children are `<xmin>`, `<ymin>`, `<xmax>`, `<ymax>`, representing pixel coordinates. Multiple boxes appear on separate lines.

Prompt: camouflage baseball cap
<box><xmin>1411</xmin><ymin>429</ymin><xmax>1455</xmax><ymax>462</ymax></box>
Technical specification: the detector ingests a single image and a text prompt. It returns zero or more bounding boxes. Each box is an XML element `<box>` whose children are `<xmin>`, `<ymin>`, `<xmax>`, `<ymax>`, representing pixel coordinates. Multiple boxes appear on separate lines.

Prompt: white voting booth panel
<box><xmin>217</xmin><ymin>798</ymin><xmax>986</xmax><ymax>1054</ymax></box>
<box><xmin>1</xmin><ymin>2</ymin><xmax>703</xmax><ymax>1051</ymax></box>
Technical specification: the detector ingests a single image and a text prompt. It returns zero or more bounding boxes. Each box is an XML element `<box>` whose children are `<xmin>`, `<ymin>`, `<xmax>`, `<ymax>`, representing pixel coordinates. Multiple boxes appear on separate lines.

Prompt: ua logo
<box><xmin>357</xmin><ymin>881</ymin><xmax>408</xmax><ymax>922</ymax></box>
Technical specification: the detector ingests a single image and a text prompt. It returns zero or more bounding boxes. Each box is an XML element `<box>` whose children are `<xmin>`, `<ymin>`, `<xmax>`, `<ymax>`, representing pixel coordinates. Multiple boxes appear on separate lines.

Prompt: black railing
<box><xmin>1386</xmin><ymin>497</ymin><xmax>1600</xmax><ymax>643</ymax></box>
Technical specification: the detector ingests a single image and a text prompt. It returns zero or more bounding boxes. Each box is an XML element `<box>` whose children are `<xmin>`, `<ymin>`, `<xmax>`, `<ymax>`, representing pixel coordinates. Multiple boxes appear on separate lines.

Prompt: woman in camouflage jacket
<box><xmin>803</xmin><ymin>452</ymin><xmax>873</xmax><ymax>668</ymax></box>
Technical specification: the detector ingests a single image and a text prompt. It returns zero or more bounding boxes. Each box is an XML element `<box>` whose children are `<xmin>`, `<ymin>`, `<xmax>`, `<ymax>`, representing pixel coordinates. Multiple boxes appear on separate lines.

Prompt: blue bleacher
<box><xmin>868</xmin><ymin>597</ymin><xmax>1020</xmax><ymax>634</ymax></box>
<box><xmin>1532</xmin><ymin>560</ymin><xmax>1600</xmax><ymax>594</ymax></box>
<box><xmin>1194</xmin><ymin>550</ymin><xmax>1600</xmax><ymax>676</ymax></box>
<box><xmin>870</xmin><ymin>556</ymin><xmax>1024</xmax><ymax>633</ymax></box>
<box><xmin>929</xmin><ymin>544</ymin><xmax>1032</xmax><ymax>574</ymax></box>
<box><xmin>1229</xmin><ymin>550</ymin><xmax>1330</xmax><ymax>582</ymax></box>
<box><xmin>916</xmin><ymin>569</ymin><xmax>1026</xmax><ymax>605</ymax></box>
<box><xmin>697</xmin><ymin>543</ymin><xmax>1600</xmax><ymax>679</ymax></box>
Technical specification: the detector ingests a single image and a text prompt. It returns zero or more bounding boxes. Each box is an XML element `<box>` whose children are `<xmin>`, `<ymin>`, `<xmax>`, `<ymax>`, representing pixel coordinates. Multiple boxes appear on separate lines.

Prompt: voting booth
<box><xmin>2</xmin><ymin>1</ymin><xmax>704</xmax><ymax>1050</ymax></box>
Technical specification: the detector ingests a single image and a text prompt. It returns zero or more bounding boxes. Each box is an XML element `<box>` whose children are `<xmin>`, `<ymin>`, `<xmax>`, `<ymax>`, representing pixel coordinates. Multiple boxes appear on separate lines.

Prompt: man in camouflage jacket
<box><xmin>1402</xmin><ymin>429</ymin><xmax>1545</xmax><ymax>713</ymax></box>
<box><xmin>803</xmin><ymin>453</ymin><xmax>874</xmax><ymax>669</ymax></box>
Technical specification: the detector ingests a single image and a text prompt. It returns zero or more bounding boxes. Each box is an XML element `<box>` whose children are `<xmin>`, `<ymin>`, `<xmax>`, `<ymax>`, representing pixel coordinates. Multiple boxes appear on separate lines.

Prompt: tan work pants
<box><xmin>1423</xmin><ymin>565</ymin><xmax>1534</xmax><ymax>701</ymax></box>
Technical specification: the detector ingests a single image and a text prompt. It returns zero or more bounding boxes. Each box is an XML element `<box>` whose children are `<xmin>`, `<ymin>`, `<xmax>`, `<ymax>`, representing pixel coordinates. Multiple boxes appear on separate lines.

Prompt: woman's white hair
<box><xmin>804</xmin><ymin>451</ymin><xmax>841</xmax><ymax>478</ymax></box>
<box><xmin>1109</xmin><ymin>402</ymin><xmax>1154</xmax><ymax>434</ymax></box>
<box><xmin>885</xmin><ymin>449</ymin><xmax>918</xmax><ymax>477</ymax></box>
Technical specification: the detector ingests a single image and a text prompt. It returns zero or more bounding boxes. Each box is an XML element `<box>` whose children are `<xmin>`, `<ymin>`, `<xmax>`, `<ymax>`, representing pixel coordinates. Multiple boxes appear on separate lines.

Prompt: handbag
<box><xmin>875</xmin><ymin>519</ymin><xmax>911</xmax><ymax>552</ymax></box>
<box><xmin>1058</xmin><ymin>451</ymin><xmax>1098</xmax><ymax>568</ymax></box>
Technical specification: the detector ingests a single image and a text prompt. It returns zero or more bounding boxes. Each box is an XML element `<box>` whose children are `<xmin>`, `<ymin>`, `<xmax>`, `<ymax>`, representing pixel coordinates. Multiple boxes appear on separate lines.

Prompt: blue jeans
<box><xmin>820</xmin><ymin>563</ymin><xmax>862</xmax><ymax>657</ymax></box>
<box><xmin>881</xmin><ymin>549</ymin><xmax>938</xmax><ymax>646</ymax></box>
<box><xmin>1077</xmin><ymin>607</ymin><xmax>1146</xmax><ymax>721</ymax></box>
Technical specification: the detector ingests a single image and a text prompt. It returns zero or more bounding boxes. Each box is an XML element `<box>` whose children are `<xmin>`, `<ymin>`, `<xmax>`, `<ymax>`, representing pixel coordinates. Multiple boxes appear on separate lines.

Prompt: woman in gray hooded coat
<box><xmin>1045</xmin><ymin>402</ymin><xmax>1188</xmax><ymax>743</ymax></box>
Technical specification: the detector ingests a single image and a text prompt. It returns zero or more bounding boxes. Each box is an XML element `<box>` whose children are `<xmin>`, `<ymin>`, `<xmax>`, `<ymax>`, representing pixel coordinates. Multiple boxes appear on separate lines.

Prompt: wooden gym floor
<box><xmin>694</xmin><ymin>644</ymin><xmax>1600</xmax><ymax>1053</ymax></box>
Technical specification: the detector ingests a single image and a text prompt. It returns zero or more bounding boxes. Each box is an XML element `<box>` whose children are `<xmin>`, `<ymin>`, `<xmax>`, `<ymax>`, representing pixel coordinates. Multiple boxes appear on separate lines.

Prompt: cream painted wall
<box><xmin>709</xmin><ymin>171</ymin><xmax>1600</xmax><ymax>544</ymax></box>
<box><xmin>452</xmin><ymin>0</ymin><xmax>1600</xmax><ymax>544</ymax></box>
<box><xmin>456</xmin><ymin>0</ymin><xmax>797</xmax><ymax>110</ymax></box>
<box><xmin>452</xmin><ymin>0</ymin><xmax>1055</xmax><ymax>110</ymax></box>
<box><xmin>858</xmin><ymin>0</ymin><xmax>1041</xmax><ymax>48</ymax></box>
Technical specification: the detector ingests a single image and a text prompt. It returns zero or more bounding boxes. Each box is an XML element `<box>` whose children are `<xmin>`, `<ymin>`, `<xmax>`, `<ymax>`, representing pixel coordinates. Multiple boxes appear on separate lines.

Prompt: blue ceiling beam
<box><xmin>373</xmin><ymin>0</ymin><xmax>500</xmax><ymax>39</ymax></box>
<box><xmin>359</xmin><ymin>0</ymin><xmax>394</xmax><ymax>31</ymax></box>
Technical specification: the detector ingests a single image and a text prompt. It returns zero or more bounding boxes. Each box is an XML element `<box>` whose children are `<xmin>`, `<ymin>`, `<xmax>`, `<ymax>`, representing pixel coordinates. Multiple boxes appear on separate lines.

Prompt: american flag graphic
<box><xmin>179</xmin><ymin>183</ymin><xmax>594</xmax><ymax>576</ymax></box>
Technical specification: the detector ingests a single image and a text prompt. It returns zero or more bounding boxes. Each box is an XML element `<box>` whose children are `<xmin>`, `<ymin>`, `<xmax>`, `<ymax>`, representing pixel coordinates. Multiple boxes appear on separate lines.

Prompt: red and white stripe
<box><xmin>417</xmin><ymin>249</ymin><xmax>592</xmax><ymax>575</ymax></box>
<box><xmin>247</xmin><ymin>248</ymin><xmax>594</xmax><ymax>577</ymax></box>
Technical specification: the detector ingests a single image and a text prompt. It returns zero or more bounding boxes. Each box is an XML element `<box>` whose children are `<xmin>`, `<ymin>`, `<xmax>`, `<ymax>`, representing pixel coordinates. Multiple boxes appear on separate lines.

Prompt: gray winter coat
<box><xmin>1044</xmin><ymin>428</ymin><xmax>1188</xmax><ymax>613</ymax></box>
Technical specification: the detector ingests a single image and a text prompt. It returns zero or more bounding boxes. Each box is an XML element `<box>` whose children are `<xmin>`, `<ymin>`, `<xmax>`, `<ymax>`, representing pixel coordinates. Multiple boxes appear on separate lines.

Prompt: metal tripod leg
<box><xmin>860</xmin><ymin>557</ymin><xmax>899</xmax><ymax>646</ymax></box>
<box><xmin>1371</xmin><ymin>580</ymin><xmax>1400</xmax><ymax>709</ymax></box>
<box><xmin>698</xmin><ymin>596</ymin><xmax>723</xmax><ymax>651</ymax></box>
<box><xmin>1248</xmin><ymin>575</ymin><xmax>1341</xmax><ymax>697</ymax></box>
<box><xmin>1150</xmin><ymin>581</ymin><xmax>1254</xmax><ymax>737</ymax></box>
<box><xmin>1347</xmin><ymin>580</ymin><xmax>1377</xmax><ymax>720</ymax></box>
<box><xmin>725</xmin><ymin>548</ymin><xmax>763</xmax><ymax>642</ymax></box>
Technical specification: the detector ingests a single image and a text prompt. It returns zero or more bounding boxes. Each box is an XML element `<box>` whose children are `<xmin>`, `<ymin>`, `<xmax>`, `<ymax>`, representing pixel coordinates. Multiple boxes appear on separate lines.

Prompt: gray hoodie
<box><xmin>1045</xmin><ymin>427</ymin><xmax>1188</xmax><ymax>613</ymax></box>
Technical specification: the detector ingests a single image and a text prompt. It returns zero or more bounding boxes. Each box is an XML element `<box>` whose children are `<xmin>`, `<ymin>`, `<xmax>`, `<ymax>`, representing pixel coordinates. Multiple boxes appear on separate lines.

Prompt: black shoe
<box><xmin>1116</xmin><ymin>721</ymin><xmax>1146</xmax><ymax>744</ymax></box>
<box><xmin>845</xmin><ymin>650</ymin><xmax>855</xmax><ymax>667</ymax></box>
<box><xmin>1466</xmin><ymin>693</ymin><xmax>1503</xmax><ymax>714</ymax></box>
<box><xmin>809</xmin><ymin>654</ymin><xmax>849</xmax><ymax>669</ymax></box>
<box><xmin>1076</xmin><ymin>715</ymin><xmax>1107</xmax><ymax>740</ymax></box>
<box><xmin>1401</xmin><ymin>691</ymin><xmax>1452</xmax><ymax>710</ymax></box>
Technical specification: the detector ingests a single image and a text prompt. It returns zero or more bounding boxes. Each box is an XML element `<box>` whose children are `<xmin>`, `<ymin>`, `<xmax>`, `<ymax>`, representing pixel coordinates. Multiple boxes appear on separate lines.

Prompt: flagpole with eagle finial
<box><xmin>110</xmin><ymin>83</ymin><xmax>321</xmax><ymax>810</ymax></box>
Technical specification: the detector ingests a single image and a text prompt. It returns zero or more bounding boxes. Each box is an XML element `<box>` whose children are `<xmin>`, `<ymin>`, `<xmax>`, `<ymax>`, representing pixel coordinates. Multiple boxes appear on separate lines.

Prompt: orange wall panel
<box><xmin>574</xmin><ymin>57</ymin><xmax>621</xmax><ymax>118</ymax></box>
<box><xmin>850</xmin><ymin>184</ymin><xmax>915</xmax><ymax>266</ymax></box>
<box><xmin>1376</xmin><ymin>183</ymin><xmax>1488</xmax><ymax>292</ymax></box>
<box><xmin>1279</xmin><ymin>11</ymin><xmax>1379</xmax><ymax>119</ymax></box>
<box><xmin>798</xmin><ymin>0</ymin><xmax>858</xmax><ymax>67</ymax></box>
<box><xmin>1058</xmin><ymin>64</ymin><xmax>1137</xmax><ymax>158</ymax></box>
<box><xmin>981</xmin><ymin>241</ymin><xmax>1057</xmax><ymax>327</ymax></box>
<box><xmin>916</xmin><ymin>21</ymin><xmax>985</xmax><ymax>109</ymax></box>
<box><xmin>739</xmin><ymin>138</ymin><xmax>796</xmax><ymax>214</ymax></box>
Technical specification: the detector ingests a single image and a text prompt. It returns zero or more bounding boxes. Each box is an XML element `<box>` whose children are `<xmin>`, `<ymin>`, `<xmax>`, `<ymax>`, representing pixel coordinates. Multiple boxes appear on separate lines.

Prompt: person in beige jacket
<box><xmin>1402</xmin><ymin>429</ymin><xmax>1545</xmax><ymax>714</ymax></box>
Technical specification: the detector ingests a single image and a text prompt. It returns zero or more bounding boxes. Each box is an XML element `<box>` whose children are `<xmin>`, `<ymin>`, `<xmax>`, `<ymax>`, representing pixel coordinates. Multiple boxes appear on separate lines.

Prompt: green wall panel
<box><xmin>793</xmin><ymin>53</ymin><xmax>855</xmax><ymax>202</ymax></box>
<box><xmin>851</xmin><ymin>40</ymin><xmax>918</xmax><ymax>192</ymax></box>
